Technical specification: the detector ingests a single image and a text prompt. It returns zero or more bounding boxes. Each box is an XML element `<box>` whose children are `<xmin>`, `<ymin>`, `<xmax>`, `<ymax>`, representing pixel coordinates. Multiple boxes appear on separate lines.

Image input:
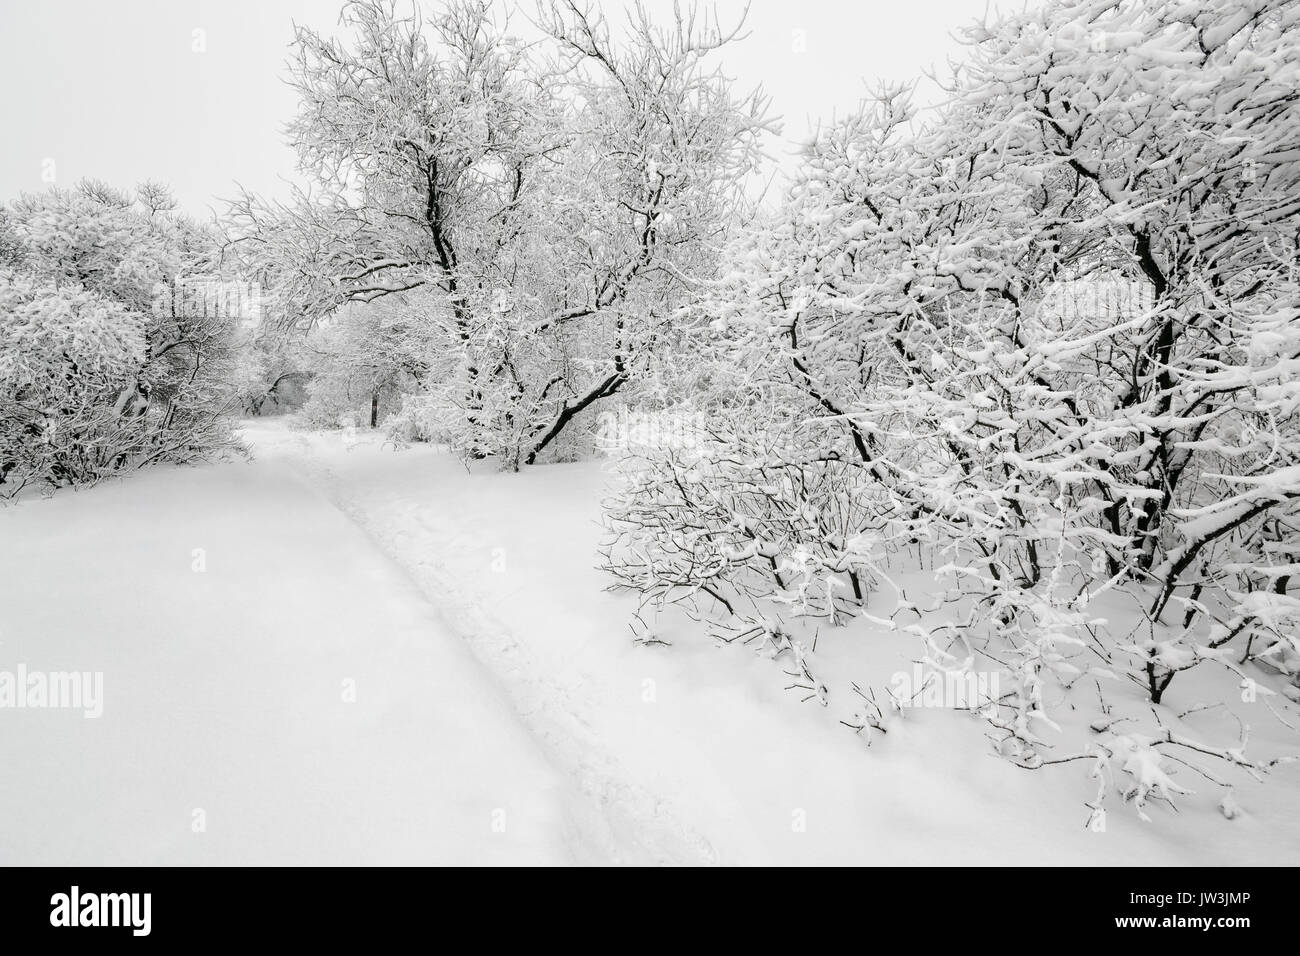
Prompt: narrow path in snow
<box><xmin>251</xmin><ymin>425</ymin><xmax>721</xmax><ymax>866</ymax></box>
<box><xmin>0</xmin><ymin>450</ymin><xmax>589</xmax><ymax>864</ymax></box>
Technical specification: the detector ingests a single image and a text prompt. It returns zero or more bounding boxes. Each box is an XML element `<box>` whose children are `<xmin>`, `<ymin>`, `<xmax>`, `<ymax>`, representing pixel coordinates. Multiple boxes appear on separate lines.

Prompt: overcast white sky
<box><xmin>0</xmin><ymin>0</ymin><xmax>994</xmax><ymax>217</ymax></box>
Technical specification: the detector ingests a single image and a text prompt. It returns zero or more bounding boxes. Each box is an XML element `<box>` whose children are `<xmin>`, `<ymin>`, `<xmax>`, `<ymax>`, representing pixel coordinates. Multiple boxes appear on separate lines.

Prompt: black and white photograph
<box><xmin>0</xmin><ymin>0</ymin><xmax>1296</xmax><ymax>894</ymax></box>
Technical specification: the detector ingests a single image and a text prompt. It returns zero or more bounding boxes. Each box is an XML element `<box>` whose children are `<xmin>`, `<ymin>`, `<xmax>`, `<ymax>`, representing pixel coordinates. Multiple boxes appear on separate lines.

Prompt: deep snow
<box><xmin>0</xmin><ymin>436</ymin><xmax>578</xmax><ymax>864</ymax></box>
<box><xmin>1</xmin><ymin>418</ymin><xmax>1297</xmax><ymax>865</ymax></box>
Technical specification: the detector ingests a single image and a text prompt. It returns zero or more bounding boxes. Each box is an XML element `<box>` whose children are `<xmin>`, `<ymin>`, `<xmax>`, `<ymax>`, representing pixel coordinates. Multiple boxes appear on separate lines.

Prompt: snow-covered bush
<box><xmin>603</xmin><ymin>0</ymin><xmax>1300</xmax><ymax>821</ymax></box>
<box><xmin>0</xmin><ymin>275</ymin><xmax>147</xmax><ymax>490</ymax></box>
<box><xmin>0</xmin><ymin>181</ymin><xmax>240</xmax><ymax>494</ymax></box>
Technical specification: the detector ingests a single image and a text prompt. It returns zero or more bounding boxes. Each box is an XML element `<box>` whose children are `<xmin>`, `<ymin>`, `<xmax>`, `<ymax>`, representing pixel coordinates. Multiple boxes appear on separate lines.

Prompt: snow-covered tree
<box><xmin>226</xmin><ymin>0</ymin><xmax>769</xmax><ymax>467</ymax></box>
<box><xmin>294</xmin><ymin>292</ymin><xmax>446</xmax><ymax>429</ymax></box>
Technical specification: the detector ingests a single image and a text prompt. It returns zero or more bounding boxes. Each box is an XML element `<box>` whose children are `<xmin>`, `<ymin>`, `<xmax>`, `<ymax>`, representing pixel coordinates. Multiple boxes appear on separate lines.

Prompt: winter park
<box><xmin>1</xmin><ymin>0</ymin><xmax>1299</xmax><ymax>871</ymax></box>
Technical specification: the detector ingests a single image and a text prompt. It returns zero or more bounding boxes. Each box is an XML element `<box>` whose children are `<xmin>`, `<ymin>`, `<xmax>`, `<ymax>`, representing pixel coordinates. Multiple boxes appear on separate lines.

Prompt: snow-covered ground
<box><xmin>1</xmin><ymin>418</ymin><xmax>1297</xmax><ymax>865</ymax></box>
<box><xmin>0</xmin><ymin>431</ymin><xmax>579</xmax><ymax>864</ymax></box>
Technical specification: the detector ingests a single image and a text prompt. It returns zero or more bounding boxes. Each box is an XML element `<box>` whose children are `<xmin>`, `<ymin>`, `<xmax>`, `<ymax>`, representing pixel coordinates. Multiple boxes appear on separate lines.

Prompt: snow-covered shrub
<box><xmin>603</xmin><ymin>0</ymin><xmax>1300</xmax><ymax>821</ymax></box>
<box><xmin>0</xmin><ymin>275</ymin><xmax>147</xmax><ymax>490</ymax></box>
<box><xmin>0</xmin><ymin>181</ymin><xmax>240</xmax><ymax>494</ymax></box>
<box><xmin>603</xmin><ymin>406</ymin><xmax>885</xmax><ymax>628</ymax></box>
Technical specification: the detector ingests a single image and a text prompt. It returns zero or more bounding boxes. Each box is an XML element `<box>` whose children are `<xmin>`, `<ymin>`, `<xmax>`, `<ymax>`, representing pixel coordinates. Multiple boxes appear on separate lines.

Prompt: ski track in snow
<box><xmin>258</xmin><ymin>428</ymin><xmax>721</xmax><ymax>866</ymax></box>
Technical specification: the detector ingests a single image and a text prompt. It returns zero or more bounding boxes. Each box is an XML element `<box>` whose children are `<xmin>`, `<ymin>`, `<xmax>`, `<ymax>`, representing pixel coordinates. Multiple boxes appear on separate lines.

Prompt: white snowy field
<box><xmin>1</xmin><ymin>418</ymin><xmax>1297</xmax><ymax>865</ymax></box>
